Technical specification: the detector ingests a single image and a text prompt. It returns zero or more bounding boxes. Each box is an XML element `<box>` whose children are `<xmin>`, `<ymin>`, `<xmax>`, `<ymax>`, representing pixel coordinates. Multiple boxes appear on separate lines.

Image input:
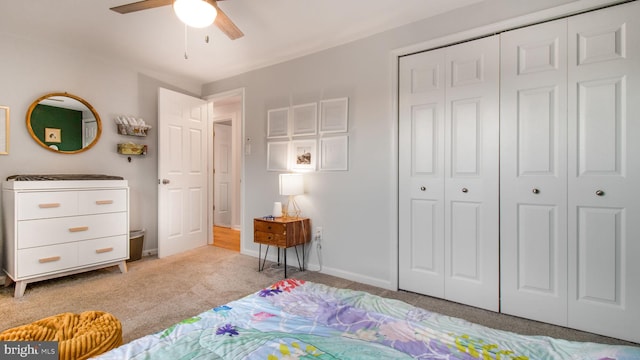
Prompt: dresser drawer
<box><xmin>17</xmin><ymin>191</ymin><xmax>78</xmax><ymax>220</ymax></box>
<box><xmin>79</xmin><ymin>189</ymin><xmax>127</xmax><ymax>215</ymax></box>
<box><xmin>17</xmin><ymin>242</ymin><xmax>78</xmax><ymax>278</ymax></box>
<box><xmin>18</xmin><ymin>212</ymin><xmax>128</xmax><ymax>249</ymax></box>
<box><xmin>254</xmin><ymin>230</ymin><xmax>287</xmax><ymax>246</ymax></box>
<box><xmin>253</xmin><ymin>220</ymin><xmax>287</xmax><ymax>235</ymax></box>
<box><xmin>78</xmin><ymin>235</ymin><xmax>128</xmax><ymax>266</ymax></box>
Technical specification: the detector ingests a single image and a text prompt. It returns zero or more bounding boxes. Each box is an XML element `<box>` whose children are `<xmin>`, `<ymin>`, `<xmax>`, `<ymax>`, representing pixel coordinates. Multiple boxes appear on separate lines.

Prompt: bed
<box><xmin>95</xmin><ymin>279</ymin><xmax>640</xmax><ymax>359</ymax></box>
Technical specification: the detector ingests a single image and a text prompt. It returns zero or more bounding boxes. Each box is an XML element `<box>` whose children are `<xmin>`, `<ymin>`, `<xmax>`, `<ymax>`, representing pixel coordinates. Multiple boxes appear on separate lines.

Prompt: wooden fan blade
<box><xmin>208</xmin><ymin>1</ymin><xmax>244</xmax><ymax>40</ymax></box>
<box><xmin>110</xmin><ymin>0</ymin><xmax>173</xmax><ymax>14</ymax></box>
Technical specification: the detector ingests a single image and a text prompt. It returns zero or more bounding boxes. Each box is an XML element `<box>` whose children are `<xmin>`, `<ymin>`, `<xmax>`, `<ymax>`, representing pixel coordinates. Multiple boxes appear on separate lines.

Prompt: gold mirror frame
<box><xmin>26</xmin><ymin>92</ymin><xmax>102</xmax><ymax>154</ymax></box>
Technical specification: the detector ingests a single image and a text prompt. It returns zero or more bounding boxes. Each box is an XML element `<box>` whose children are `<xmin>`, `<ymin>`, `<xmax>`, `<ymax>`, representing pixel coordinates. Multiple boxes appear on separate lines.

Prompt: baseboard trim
<box><xmin>241</xmin><ymin>248</ymin><xmax>394</xmax><ymax>291</ymax></box>
<box><xmin>142</xmin><ymin>248</ymin><xmax>158</xmax><ymax>257</ymax></box>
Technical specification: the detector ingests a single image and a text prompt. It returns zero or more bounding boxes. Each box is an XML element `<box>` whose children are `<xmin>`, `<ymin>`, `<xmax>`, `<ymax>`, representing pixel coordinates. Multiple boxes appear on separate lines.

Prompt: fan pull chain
<box><xmin>184</xmin><ymin>24</ymin><xmax>189</xmax><ymax>59</ymax></box>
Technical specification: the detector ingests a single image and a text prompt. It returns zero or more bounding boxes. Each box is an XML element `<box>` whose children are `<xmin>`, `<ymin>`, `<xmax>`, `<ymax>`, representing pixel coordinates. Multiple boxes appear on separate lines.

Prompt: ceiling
<box><xmin>1</xmin><ymin>0</ymin><xmax>483</xmax><ymax>85</ymax></box>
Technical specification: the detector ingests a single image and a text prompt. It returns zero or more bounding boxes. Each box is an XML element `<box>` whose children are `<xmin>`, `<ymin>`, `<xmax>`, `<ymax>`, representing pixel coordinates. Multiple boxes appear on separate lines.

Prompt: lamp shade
<box><xmin>173</xmin><ymin>0</ymin><xmax>217</xmax><ymax>28</ymax></box>
<box><xmin>279</xmin><ymin>173</ymin><xmax>304</xmax><ymax>196</ymax></box>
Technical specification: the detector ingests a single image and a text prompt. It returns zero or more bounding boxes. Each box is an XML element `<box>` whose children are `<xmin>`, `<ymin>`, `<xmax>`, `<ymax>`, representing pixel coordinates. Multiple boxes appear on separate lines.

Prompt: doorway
<box><xmin>208</xmin><ymin>90</ymin><xmax>244</xmax><ymax>252</ymax></box>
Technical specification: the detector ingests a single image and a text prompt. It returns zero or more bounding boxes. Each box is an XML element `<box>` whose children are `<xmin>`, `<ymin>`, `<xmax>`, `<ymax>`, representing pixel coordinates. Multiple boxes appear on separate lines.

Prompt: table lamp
<box><xmin>279</xmin><ymin>173</ymin><xmax>304</xmax><ymax>218</ymax></box>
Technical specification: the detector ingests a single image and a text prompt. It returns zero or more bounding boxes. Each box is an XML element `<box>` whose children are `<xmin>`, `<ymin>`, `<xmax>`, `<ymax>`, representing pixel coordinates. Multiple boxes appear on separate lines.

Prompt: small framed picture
<box><xmin>291</xmin><ymin>102</ymin><xmax>317</xmax><ymax>137</ymax></box>
<box><xmin>45</xmin><ymin>128</ymin><xmax>61</xmax><ymax>143</ymax></box>
<box><xmin>320</xmin><ymin>97</ymin><xmax>348</xmax><ymax>134</ymax></box>
<box><xmin>291</xmin><ymin>139</ymin><xmax>316</xmax><ymax>171</ymax></box>
<box><xmin>320</xmin><ymin>135</ymin><xmax>349</xmax><ymax>171</ymax></box>
<box><xmin>267</xmin><ymin>141</ymin><xmax>289</xmax><ymax>171</ymax></box>
<box><xmin>267</xmin><ymin>107</ymin><xmax>289</xmax><ymax>138</ymax></box>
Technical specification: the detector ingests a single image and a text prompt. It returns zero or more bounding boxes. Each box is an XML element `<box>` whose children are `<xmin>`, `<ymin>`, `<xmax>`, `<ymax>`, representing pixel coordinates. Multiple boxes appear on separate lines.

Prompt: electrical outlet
<box><xmin>315</xmin><ymin>227</ymin><xmax>323</xmax><ymax>242</ymax></box>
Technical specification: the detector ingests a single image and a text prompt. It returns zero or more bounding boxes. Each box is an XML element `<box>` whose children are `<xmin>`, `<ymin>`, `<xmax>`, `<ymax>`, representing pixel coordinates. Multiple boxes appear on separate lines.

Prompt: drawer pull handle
<box><xmin>39</xmin><ymin>203</ymin><xmax>61</xmax><ymax>209</ymax></box>
<box><xmin>69</xmin><ymin>226</ymin><xmax>89</xmax><ymax>232</ymax></box>
<box><xmin>95</xmin><ymin>247</ymin><xmax>114</xmax><ymax>254</ymax></box>
<box><xmin>39</xmin><ymin>256</ymin><xmax>61</xmax><ymax>263</ymax></box>
<box><xmin>95</xmin><ymin>200</ymin><xmax>114</xmax><ymax>205</ymax></box>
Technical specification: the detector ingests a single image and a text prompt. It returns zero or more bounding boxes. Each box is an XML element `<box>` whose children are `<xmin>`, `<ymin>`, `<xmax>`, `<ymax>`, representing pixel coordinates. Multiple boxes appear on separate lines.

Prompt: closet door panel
<box><xmin>568</xmin><ymin>1</ymin><xmax>640</xmax><ymax>343</ymax></box>
<box><xmin>444</xmin><ymin>35</ymin><xmax>500</xmax><ymax>312</ymax></box>
<box><xmin>399</xmin><ymin>49</ymin><xmax>446</xmax><ymax>297</ymax></box>
<box><xmin>500</xmin><ymin>19</ymin><xmax>568</xmax><ymax>325</ymax></box>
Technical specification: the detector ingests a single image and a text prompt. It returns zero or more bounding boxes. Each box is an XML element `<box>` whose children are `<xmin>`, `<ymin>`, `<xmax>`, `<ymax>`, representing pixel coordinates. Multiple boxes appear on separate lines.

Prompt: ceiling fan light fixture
<box><xmin>173</xmin><ymin>0</ymin><xmax>217</xmax><ymax>28</ymax></box>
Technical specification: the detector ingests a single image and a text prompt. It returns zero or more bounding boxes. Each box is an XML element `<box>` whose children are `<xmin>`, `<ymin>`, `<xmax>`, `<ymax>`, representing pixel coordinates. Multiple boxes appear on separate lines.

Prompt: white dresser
<box><xmin>2</xmin><ymin>179</ymin><xmax>129</xmax><ymax>297</ymax></box>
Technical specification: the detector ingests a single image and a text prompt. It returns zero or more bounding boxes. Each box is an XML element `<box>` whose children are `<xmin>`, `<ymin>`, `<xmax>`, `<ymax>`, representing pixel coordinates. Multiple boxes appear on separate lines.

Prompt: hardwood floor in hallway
<box><xmin>212</xmin><ymin>226</ymin><xmax>240</xmax><ymax>252</ymax></box>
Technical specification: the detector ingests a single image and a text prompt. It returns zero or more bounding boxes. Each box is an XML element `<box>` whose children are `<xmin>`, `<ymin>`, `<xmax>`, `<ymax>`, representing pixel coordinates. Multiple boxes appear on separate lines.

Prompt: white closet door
<box><xmin>500</xmin><ymin>19</ymin><xmax>569</xmax><ymax>325</ymax></box>
<box><xmin>399</xmin><ymin>49</ymin><xmax>446</xmax><ymax>297</ymax></box>
<box><xmin>443</xmin><ymin>35</ymin><xmax>500</xmax><ymax>311</ymax></box>
<box><xmin>567</xmin><ymin>1</ymin><xmax>640</xmax><ymax>343</ymax></box>
<box><xmin>399</xmin><ymin>36</ymin><xmax>500</xmax><ymax>311</ymax></box>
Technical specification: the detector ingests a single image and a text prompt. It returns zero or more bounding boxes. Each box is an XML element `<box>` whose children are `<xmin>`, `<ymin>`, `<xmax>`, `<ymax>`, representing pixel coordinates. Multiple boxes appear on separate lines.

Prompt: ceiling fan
<box><xmin>110</xmin><ymin>0</ymin><xmax>244</xmax><ymax>40</ymax></box>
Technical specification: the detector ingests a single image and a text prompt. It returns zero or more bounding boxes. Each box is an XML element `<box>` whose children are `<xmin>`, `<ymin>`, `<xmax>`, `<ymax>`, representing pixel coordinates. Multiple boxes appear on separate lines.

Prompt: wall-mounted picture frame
<box><xmin>320</xmin><ymin>97</ymin><xmax>349</xmax><ymax>134</ymax></box>
<box><xmin>267</xmin><ymin>107</ymin><xmax>289</xmax><ymax>139</ymax></box>
<box><xmin>320</xmin><ymin>135</ymin><xmax>349</xmax><ymax>171</ymax></box>
<box><xmin>292</xmin><ymin>102</ymin><xmax>317</xmax><ymax>137</ymax></box>
<box><xmin>291</xmin><ymin>139</ymin><xmax>317</xmax><ymax>171</ymax></box>
<box><xmin>0</xmin><ymin>106</ymin><xmax>9</xmax><ymax>155</ymax></box>
<box><xmin>45</xmin><ymin>127</ymin><xmax>61</xmax><ymax>143</ymax></box>
<box><xmin>266</xmin><ymin>141</ymin><xmax>289</xmax><ymax>171</ymax></box>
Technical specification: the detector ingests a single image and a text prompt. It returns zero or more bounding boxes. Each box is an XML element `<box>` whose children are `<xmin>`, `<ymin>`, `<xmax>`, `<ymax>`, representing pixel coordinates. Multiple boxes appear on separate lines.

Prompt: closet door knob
<box><xmin>420</xmin><ymin>186</ymin><xmax>426</xmax><ymax>191</ymax></box>
<box><xmin>461</xmin><ymin>188</ymin><xmax>468</xmax><ymax>193</ymax></box>
<box><xmin>532</xmin><ymin>188</ymin><xmax>540</xmax><ymax>194</ymax></box>
<box><xmin>596</xmin><ymin>190</ymin><xmax>605</xmax><ymax>196</ymax></box>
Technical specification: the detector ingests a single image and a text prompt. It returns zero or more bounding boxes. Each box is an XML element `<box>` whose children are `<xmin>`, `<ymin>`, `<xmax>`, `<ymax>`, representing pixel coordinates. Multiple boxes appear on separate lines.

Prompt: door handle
<box><xmin>162</xmin><ymin>179</ymin><xmax>170</xmax><ymax>185</ymax></box>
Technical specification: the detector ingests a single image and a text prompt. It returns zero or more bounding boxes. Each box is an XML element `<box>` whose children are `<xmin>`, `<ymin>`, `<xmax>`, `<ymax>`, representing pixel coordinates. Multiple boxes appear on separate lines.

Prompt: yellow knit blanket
<box><xmin>0</xmin><ymin>311</ymin><xmax>122</xmax><ymax>360</ymax></box>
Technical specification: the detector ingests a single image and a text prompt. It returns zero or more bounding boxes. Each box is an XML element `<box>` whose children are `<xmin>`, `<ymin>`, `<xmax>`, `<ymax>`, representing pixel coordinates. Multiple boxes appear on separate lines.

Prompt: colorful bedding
<box><xmin>96</xmin><ymin>279</ymin><xmax>640</xmax><ymax>359</ymax></box>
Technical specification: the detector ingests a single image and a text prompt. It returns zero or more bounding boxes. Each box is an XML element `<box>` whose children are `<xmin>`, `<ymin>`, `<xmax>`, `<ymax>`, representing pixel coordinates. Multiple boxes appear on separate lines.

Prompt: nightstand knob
<box><xmin>462</xmin><ymin>188</ymin><xmax>468</xmax><ymax>193</ymax></box>
<box><xmin>420</xmin><ymin>186</ymin><xmax>426</xmax><ymax>191</ymax></box>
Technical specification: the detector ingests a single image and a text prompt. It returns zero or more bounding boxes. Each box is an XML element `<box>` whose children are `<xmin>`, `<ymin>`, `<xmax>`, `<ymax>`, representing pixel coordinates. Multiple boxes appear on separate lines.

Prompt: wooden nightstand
<box><xmin>253</xmin><ymin>217</ymin><xmax>311</xmax><ymax>278</ymax></box>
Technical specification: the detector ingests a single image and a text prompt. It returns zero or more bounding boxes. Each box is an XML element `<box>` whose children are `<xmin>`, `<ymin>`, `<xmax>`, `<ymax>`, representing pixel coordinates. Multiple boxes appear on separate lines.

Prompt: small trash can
<box><xmin>128</xmin><ymin>229</ymin><xmax>145</xmax><ymax>262</ymax></box>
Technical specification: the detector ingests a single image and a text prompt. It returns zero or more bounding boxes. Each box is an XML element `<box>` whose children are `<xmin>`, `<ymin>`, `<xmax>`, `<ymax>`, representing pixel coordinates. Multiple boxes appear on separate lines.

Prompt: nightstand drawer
<box><xmin>254</xmin><ymin>231</ymin><xmax>287</xmax><ymax>246</ymax></box>
<box><xmin>253</xmin><ymin>220</ymin><xmax>287</xmax><ymax>235</ymax></box>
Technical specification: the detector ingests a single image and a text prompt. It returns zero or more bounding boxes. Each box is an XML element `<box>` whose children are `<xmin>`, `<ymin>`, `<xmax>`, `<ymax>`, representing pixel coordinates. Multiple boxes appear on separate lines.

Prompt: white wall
<box><xmin>0</xmin><ymin>32</ymin><xmax>200</xmax><ymax>266</ymax></box>
<box><xmin>202</xmin><ymin>0</ymin><xmax>623</xmax><ymax>289</ymax></box>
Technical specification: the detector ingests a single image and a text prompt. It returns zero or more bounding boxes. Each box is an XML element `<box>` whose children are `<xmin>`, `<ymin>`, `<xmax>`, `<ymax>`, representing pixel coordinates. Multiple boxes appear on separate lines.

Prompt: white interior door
<box><xmin>213</xmin><ymin>123</ymin><xmax>232</xmax><ymax>227</ymax></box>
<box><xmin>567</xmin><ymin>2</ymin><xmax>640</xmax><ymax>343</ymax></box>
<box><xmin>82</xmin><ymin>119</ymin><xmax>98</xmax><ymax>148</ymax></box>
<box><xmin>399</xmin><ymin>36</ymin><xmax>499</xmax><ymax>311</ymax></box>
<box><xmin>399</xmin><ymin>48</ymin><xmax>446</xmax><ymax>298</ymax></box>
<box><xmin>158</xmin><ymin>88</ymin><xmax>208</xmax><ymax>258</ymax></box>
<box><xmin>500</xmin><ymin>19</ymin><xmax>569</xmax><ymax>325</ymax></box>
<box><xmin>443</xmin><ymin>36</ymin><xmax>500</xmax><ymax>312</ymax></box>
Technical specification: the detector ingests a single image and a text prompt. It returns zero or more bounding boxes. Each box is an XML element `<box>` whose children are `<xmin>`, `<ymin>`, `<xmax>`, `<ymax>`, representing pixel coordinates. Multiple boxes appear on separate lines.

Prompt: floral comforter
<box><xmin>96</xmin><ymin>279</ymin><xmax>640</xmax><ymax>359</ymax></box>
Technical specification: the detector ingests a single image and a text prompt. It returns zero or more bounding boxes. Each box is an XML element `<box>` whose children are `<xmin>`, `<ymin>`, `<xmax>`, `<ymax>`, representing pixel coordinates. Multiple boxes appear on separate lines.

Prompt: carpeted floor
<box><xmin>1</xmin><ymin>245</ymin><xmax>637</xmax><ymax>348</ymax></box>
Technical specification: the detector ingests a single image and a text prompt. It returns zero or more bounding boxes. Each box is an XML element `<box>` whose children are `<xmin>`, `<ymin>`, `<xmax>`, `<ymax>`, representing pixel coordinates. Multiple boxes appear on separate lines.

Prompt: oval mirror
<box><xmin>26</xmin><ymin>92</ymin><xmax>102</xmax><ymax>154</ymax></box>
